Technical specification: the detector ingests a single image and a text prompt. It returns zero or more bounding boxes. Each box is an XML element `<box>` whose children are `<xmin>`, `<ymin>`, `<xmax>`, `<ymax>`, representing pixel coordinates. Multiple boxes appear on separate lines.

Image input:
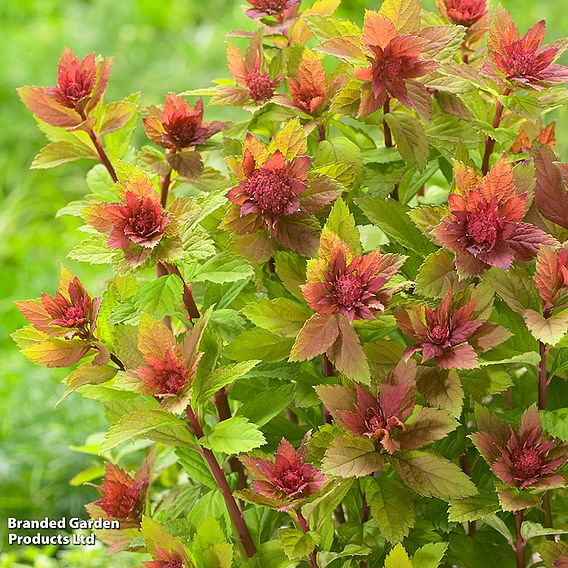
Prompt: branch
<box><xmin>296</xmin><ymin>511</ymin><xmax>319</xmax><ymax>568</ymax></box>
<box><xmin>80</xmin><ymin>111</ymin><xmax>117</xmax><ymax>182</ymax></box>
<box><xmin>186</xmin><ymin>405</ymin><xmax>257</xmax><ymax>558</ymax></box>
<box><xmin>481</xmin><ymin>88</ymin><xmax>510</xmax><ymax>175</ymax></box>
<box><xmin>514</xmin><ymin>510</ymin><xmax>526</xmax><ymax>568</ymax></box>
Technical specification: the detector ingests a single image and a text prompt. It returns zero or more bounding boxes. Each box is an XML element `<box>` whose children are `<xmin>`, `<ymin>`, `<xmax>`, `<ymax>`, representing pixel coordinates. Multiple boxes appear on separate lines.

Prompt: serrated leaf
<box><xmin>236</xmin><ymin>384</ymin><xmax>295</xmax><ymax>427</ymax></box>
<box><xmin>324</xmin><ymin>198</ymin><xmax>361</xmax><ymax>254</ymax></box>
<box><xmin>322</xmin><ymin>435</ymin><xmax>383</xmax><ymax>477</ymax></box>
<box><xmin>448</xmin><ymin>490</ymin><xmax>500</xmax><ymax>523</ymax></box>
<box><xmin>384</xmin><ymin>112</ymin><xmax>429</xmax><ymax>170</ymax></box>
<box><xmin>279</xmin><ymin>528</ymin><xmax>318</xmax><ymax>561</ymax></box>
<box><xmin>192</xmin><ymin>360</ymin><xmax>259</xmax><ymax>407</ymax></box>
<box><xmin>101</xmin><ymin>409</ymin><xmax>195</xmax><ymax>452</ymax></box>
<box><xmin>412</xmin><ymin>543</ymin><xmax>448</xmax><ymax>568</ymax></box>
<box><xmin>540</xmin><ymin>409</ymin><xmax>568</xmax><ymax>441</ymax></box>
<box><xmin>269</xmin><ymin>118</ymin><xmax>307</xmax><ymax>160</ymax></box>
<box><xmin>192</xmin><ymin>252</ymin><xmax>254</xmax><ymax>284</ymax></box>
<box><xmin>388</xmin><ymin>451</ymin><xmax>477</xmax><ymax>500</ymax></box>
<box><xmin>363</xmin><ymin>476</ymin><xmax>414</xmax><ymax>543</ymax></box>
<box><xmin>384</xmin><ymin>544</ymin><xmax>412</xmax><ymax>568</ymax></box>
<box><xmin>379</xmin><ymin>0</ymin><xmax>421</xmax><ymax>33</ymax></box>
<box><xmin>482</xmin><ymin>267</ymin><xmax>541</xmax><ymax>315</ymax></box>
<box><xmin>415</xmin><ymin>250</ymin><xmax>461</xmax><ymax>298</ymax></box>
<box><xmin>243</xmin><ymin>298</ymin><xmax>311</xmax><ymax>337</ymax></box>
<box><xmin>200</xmin><ymin>416</ymin><xmax>266</xmax><ymax>454</ymax></box>
<box><xmin>225</xmin><ymin>329</ymin><xmax>294</xmax><ymax>362</ymax></box>
<box><xmin>31</xmin><ymin>140</ymin><xmax>95</xmax><ymax>169</ymax></box>
<box><xmin>524</xmin><ymin>309</ymin><xmax>568</xmax><ymax>347</ymax></box>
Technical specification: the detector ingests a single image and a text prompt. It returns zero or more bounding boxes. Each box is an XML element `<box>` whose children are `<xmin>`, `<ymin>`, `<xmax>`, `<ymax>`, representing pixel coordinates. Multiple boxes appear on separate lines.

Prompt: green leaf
<box><xmin>200</xmin><ymin>416</ymin><xmax>266</xmax><ymax>454</ymax></box>
<box><xmin>324</xmin><ymin>198</ymin><xmax>361</xmax><ymax>254</ymax></box>
<box><xmin>192</xmin><ymin>360</ymin><xmax>259</xmax><ymax>407</ymax></box>
<box><xmin>379</xmin><ymin>0</ymin><xmax>421</xmax><ymax>34</ymax></box>
<box><xmin>58</xmin><ymin>363</ymin><xmax>118</xmax><ymax>404</ymax></box>
<box><xmin>412</xmin><ymin>543</ymin><xmax>448</xmax><ymax>568</ymax></box>
<box><xmin>540</xmin><ymin>409</ymin><xmax>568</xmax><ymax>441</ymax></box>
<box><xmin>384</xmin><ymin>112</ymin><xmax>429</xmax><ymax>170</ymax></box>
<box><xmin>384</xmin><ymin>544</ymin><xmax>412</xmax><ymax>568</ymax></box>
<box><xmin>268</xmin><ymin>118</ymin><xmax>307</xmax><ymax>160</ymax></box>
<box><xmin>524</xmin><ymin>309</ymin><xmax>568</xmax><ymax>347</ymax></box>
<box><xmin>417</xmin><ymin>367</ymin><xmax>464</xmax><ymax>418</ymax></box>
<box><xmin>236</xmin><ymin>384</ymin><xmax>295</xmax><ymax>427</ymax></box>
<box><xmin>363</xmin><ymin>476</ymin><xmax>414</xmax><ymax>543</ymax></box>
<box><xmin>448</xmin><ymin>490</ymin><xmax>500</xmax><ymax>523</ymax></box>
<box><xmin>356</xmin><ymin>197</ymin><xmax>436</xmax><ymax>256</ymax></box>
<box><xmin>302</xmin><ymin>14</ymin><xmax>361</xmax><ymax>42</ymax></box>
<box><xmin>243</xmin><ymin>298</ymin><xmax>312</xmax><ymax>337</ymax></box>
<box><xmin>176</xmin><ymin>446</ymin><xmax>218</xmax><ymax>489</ymax></box>
<box><xmin>415</xmin><ymin>250</ymin><xmax>461</xmax><ymax>298</ymax></box>
<box><xmin>291</xmin><ymin>313</ymin><xmax>340</xmax><ymax>362</ymax></box>
<box><xmin>279</xmin><ymin>528</ymin><xmax>319</xmax><ymax>561</ymax></box>
<box><xmin>192</xmin><ymin>252</ymin><xmax>254</xmax><ymax>284</ymax></box>
<box><xmin>388</xmin><ymin>451</ymin><xmax>477</xmax><ymax>500</ymax></box>
<box><xmin>521</xmin><ymin>522</ymin><xmax>567</xmax><ymax>541</ymax></box>
<box><xmin>495</xmin><ymin>484</ymin><xmax>541</xmax><ymax>512</ymax></box>
<box><xmin>274</xmin><ymin>251</ymin><xmax>307</xmax><ymax>301</ymax></box>
<box><xmin>225</xmin><ymin>329</ymin><xmax>294</xmax><ymax>362</ymax></box>
<box><xmin>481</xmin><ymin>267</ymin><xmax>541</xmax><ymax>316</ymax></box>
<box><xmin>31</xmin><ymin>140</ymin><xmax>95</xmax><ymax>169</ymax></box>
<box><xmin>101</xmin><ymin>409</ymin><xmax>195</xmax><ymax>452</ymax></box>
<box><xmin>68</xmin><ymin>235</ymin><xmax>121</xmax><ymax>265</ymax></box>
<box><xmin>322</xmin><ymin>434</ymin><xmax>383</xmax><ymax>478</ymax></box>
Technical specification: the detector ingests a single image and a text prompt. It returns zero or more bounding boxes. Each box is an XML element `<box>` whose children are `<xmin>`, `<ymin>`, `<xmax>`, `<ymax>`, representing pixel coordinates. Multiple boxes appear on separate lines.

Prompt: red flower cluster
<box><xmin>302</xmin><ymin>240</ymin><xmax>405</xmax><ymax>322</ymax></box>
<box><xmin>87</xmin><ymin>456</ymin><xmax>152</xmax><ymax>526</ymax></box>
<box><xmin>227</xmin><ymin>140</ymin><xmax>310</xmax><ymax>234</ymax></box>
<box><xmin>122</xmin><ymin>316</ymin><xmax>204</xmax><ymax>411</ymax></box>
<box><xmin>437</xmin><ymin>0</ymin><xmax>486</xmax><ymax>27</ymax></box>
<box><xmin>434</xmin><ymin>159</ymin><xmax>556</xmax><ymax>276</ymax></box>
<box><xmin>221</xmin><ymin>35</ymin><xmax>283</xmax><ymax>106</ymax></box>
<box><xmin>396</xmin><ymin>288</ymin><xmax>509</xmax><ymax>369</ymax></box>
<box><xmin>246</xmin><ymin>0</ymin><xmax>300</xmax><ymax>32</ymax></box>
<box><xmin>472</xmin><ymin>406</ymin><xmax>567</xmax><ymax>490</ymax></box>
<box><xmin>240</xmin><ymin>438</ymin><xmax>326</xmax><ymax>511</ymax></box>
<box><xmin>319</xmin><ymin>360</ymin><xmax>417</xmax><ymax>454</ymax></box>
<box><xmin>18</xmin><ymin>47</ymin><xmax>112</xmax><ymax>127</ymax></box>
<box><xmin>144</xmin><ymin>94</ymin><xmax>226</xmax><ymax>151</ymax></box>
<box><xmin>488</xmin><ymin>8</ymin><xmax>568</xmax><ymax>90</ymax></box>
<box><xmin>144</xmin><ymin>547</ymin><xmax>188</xmax><ymax>568</ymax></box>
<box><xmin>354</xmin><ymin>12</ymin><xmax>436</xmax><ymax>116</ymax></box>
<box><xmin>16</xmin><ymin>268</ymin><xmax>100</xmax><ymax>341</ymax></box>
<box><xmin>84</xmin><ymin>171</ymin><xmax>173</xmax><ymax>266</ymax></box>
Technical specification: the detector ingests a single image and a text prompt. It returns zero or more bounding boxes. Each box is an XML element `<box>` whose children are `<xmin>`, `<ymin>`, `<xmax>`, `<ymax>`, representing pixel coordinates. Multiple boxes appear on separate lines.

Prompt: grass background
<box><xmin>0</xmin><ymin>0</ymin><xmax>566</xmax><ymax>563</ymax></box>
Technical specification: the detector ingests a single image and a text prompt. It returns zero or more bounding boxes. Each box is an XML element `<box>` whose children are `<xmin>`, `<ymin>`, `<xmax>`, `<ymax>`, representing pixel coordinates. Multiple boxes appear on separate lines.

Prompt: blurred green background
<box><xmin>0</xmin><ymin>0</ymin><xmax>566</xmax><ymax>564</ymax></box>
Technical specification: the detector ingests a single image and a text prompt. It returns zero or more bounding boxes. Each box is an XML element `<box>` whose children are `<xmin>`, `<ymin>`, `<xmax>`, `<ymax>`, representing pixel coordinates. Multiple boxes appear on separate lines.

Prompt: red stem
<box><xmin>383</xmin><ymin>98</ymin><xmax>393</xmax><ymax>149</ymax></box>
<box><xmin>296</xmin><ymin>512</ymin><xmax>319</xmax><ymax>568</ymax></box>
<box><xmin>514</xmin><ymin>510</ymin><xmax>526</xmax><ymax>568</ymax></box>
<box><xmin>214</xmin><ymin>387</ymin><xmax>248</xmax><ymax>491</ymax></box>
<box><xmin>538</xmin><ymin>342</ymin><xmax>549</xmax><ymax>411</ymax></box>
<box><xmin>481</xmin><ymin>89</ymin><xmax>510</xmax><ymax>175</ymax></box>
<box><xmin>80</xmin><ymin>111</ymin><xmax>117</xmax><ymax>182</ymax></box>
<box><xmin>186</xmin><ymin>406</ymin><xmax>257</xmax><ymax>558</ymax></box>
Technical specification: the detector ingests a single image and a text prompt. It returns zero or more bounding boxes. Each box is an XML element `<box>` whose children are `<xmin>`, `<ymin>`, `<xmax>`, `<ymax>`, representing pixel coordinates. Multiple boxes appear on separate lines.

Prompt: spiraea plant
<box><xmin>14</xmin><ymin>0</ymin><xmax>568</xmax><ymax>566</ymax></box>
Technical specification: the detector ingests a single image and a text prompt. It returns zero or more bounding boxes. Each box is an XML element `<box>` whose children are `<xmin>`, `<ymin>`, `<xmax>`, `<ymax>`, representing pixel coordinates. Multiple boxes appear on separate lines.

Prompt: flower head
<box><xmin>16</xmin><ymin>267</ymin><xmax>100</xmax><ymax>340</ymax></box>
<box><xmin>472</xmin><ymin>406</ymin><xmax>567</xmax><ymax>490</ymax></box>
<box><xmin>18</xmin><ymin>47</ymin><xmax>112</xmax><ymax>128</ymax></box>
<box><xmin>353</xmin><ymin>12</ymin><xmax>437</xmax><ymax>116</ymax></box>
<box><xmin>86</xmin><ymin>455</ymin><xmax>153</xmax><ymax>526</ymax></box>
<box><xmin>437</xmin><ymin>0</ymin><xmax>487</xmax><ymax>27</ymax></box>
<box><xmin>487</xmin><ymin>8</ymin><xmax>568</xmax><ymax>90</ymax></box>
<box><xmin>121</xmin><ymin>315</ymin><xmax>205</xmax><ymax>411</ymax></box>
<box><xmin>246</xmin><ymin>0</ymin><xmax>300</xmax><ymax>32</ymax></box>
<box><xmin>144</xmin><ymin>547</ymin><xmax>189</xmax><ymax>568</ymax></box>
<box><xmin>240</xmin><ymin>438</ymin><xmax>326</xmax><ymax>511</ymax></box>
<box><xmin>276</xmin><ymin>49</ymin><xmax>345</xmax><ymax>116</ymax></box>
<box><xmin>396</xmin><ymin>287</ymin><xmax>509</xmax><ymax>369</ymax></box>
<box><xmin>144</xmin><ymin>94</ymin><xmax>226</xmax><ymax>151</ymax></box>
<box><xmin>84</xmin><ymin>170</ymin><xmax>173</xmax><ymax>267</ymax></box>
<box><xmin>302</xmin><ymin>239</ymin><xmax>405</xmax><ymax>322</ymax></box>
<box><xmin>433</xmin><ymin>159</ymin><xmax>556</xmax><ymax>276</ymax></box>
<box><xmin>222</xmin><ymin>35</ymin><xmax>283</xmax><ymax>106</ymax></box>
<box><xmin>227</xmin><ymin>140</ymin><xmax>309</xmax><ymax>234</ymax></box>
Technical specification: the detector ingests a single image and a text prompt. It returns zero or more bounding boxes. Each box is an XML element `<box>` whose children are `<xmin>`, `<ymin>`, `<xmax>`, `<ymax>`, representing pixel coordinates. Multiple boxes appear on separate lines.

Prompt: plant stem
<box><xmin>383</xmin><ymin>98</ymin><xmax>393</xmax><ymax>149</ymax></box>
<box><xmin>185</xmin><ymin>406</ymin><xmax>257</xmax><ymax>558</ymax></box>
<box><xmin>514</xmin><ymin>510</ymin><xmax>526</xmax><ymax>568</ymax></box>
<box><xmin>537</xmin><ymin>341</ymin><xmax>554</xmax><ymax>533</ymax></box>
<box><xmin>160</xmin><ymin>167</ymin><xmax>172</xmax><ymax>208</ymax></box>
<box><xmin>359</xmin><ymin>491</ymin><xmax>370</xmax><ymax>568</ymax></box>
<box><xmin>481</xmin><ymin>88</ymin><xmax>510</xmax><ymax>175</ymax></box>
<box><xmin>214</xmin><ymin>387</ymin><xmax>248</xmax><ymax>491</ymax></box>
<box><xmin>80</xmin><ymin>111</ymin><xmax>117</xmax><ymax>182</ymax></box>
<box><xmin>109</xmin><ymin>353</ymin><xmax>125</xmax><ymax>371</ymax></box>
<box><xmin>162</xmin><ymin>263</ymin><xmax>201</xmax><ymax>320</ymax></box>
<box><xmin>296</xmin><ymin>512</ymin><xmax>319</xmax><ymax>568</ymax></box>
<box><xmin>318</xmin><ymin>122</ymin><xmax>326</xmax><ymax>142</ymax></box>
<box><xmin>538</xmin><ymin>341</ymin><xmax>549</xmax><ymax>411</ymax></box>
<box><xmin>322</xmin><ymin>354</ymin><xmax>335</xmax><ymax>424</ymax></box>
<box><xmin>459</xmin><ymin>452</ymin><xmax>476</xmax><ymax>535</ymax></box>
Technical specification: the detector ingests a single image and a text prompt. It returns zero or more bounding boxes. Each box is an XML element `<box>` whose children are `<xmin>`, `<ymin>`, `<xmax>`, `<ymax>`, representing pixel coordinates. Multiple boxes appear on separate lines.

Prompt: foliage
<box><xmin>9</xmin><ymin>0</ymin><xmax>568</xmax><ymax>566</ymax></box>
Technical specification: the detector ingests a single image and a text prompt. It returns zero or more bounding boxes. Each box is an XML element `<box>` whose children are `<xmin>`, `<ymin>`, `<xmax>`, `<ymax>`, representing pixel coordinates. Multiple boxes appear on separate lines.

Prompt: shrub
<box><xmin>14</xmin><ymin>0</ymin><xmax>568</xmax><ymax>566</ymax></box>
